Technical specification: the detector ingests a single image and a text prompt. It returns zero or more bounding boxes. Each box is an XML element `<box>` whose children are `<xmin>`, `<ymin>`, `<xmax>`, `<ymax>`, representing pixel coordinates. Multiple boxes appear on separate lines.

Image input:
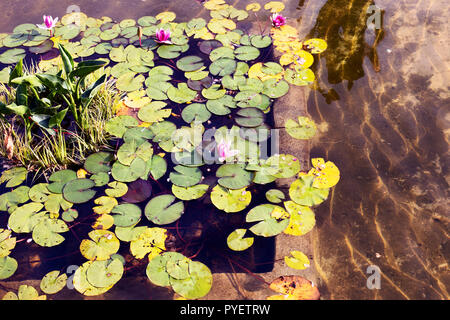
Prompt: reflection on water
<box><xmin>0</xmin><ymin>0</ymin><xmax>448</xmax><ymax>299</ymax></box>
<box><xmin>306</xmin><ymin>0</ymin><xmax>449</xmax><ymax>299</ymax></box>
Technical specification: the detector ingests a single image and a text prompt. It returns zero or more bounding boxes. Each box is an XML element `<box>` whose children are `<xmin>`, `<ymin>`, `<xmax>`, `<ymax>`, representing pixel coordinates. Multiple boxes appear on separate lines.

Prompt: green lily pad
<box><xmin>123</xmin><ymin>127</ymin><xmax>155</xmax><ymax>145</ymax></box>
<box><xmin>115</xmin><ymin>224</ymin><xmax>147</xmax><ymax>242</ymax></box>
<box><xmin>265</xmin><ymin>154</ymin><xmax>301</xmax><ymax>179</ymax></box>
<box><xmin>0</xmin><ymin>256</ymin><xmax>18</xmax><ymax>280</ymax></box>
<box><xmin>285</xmin><ymin>116</ymin><xmax>317</xmax><ymax>140</ymax></box>
<box><xmin>138</xmin><ymin>101</ymin><xmax>172</xmax><ymax>123</ymax></box>
<box><xmin>62</xmin><ymin>179</ymin><xmax>96</xmax><ymax>204</ymax></box>
<box><xmin>44</xmin><ymin>193</ymin><xmax>73</xmax><ymax>213</ymax></box>
<box><xmin>117</xmin><ymin>141</ymin><xmax>153</xmax><ymax>165</ymax></box>
<box><xmin>206</xmin><ymin>94</ymin><xmax>236</xmax><ymax>115</ymax></box>
<box><xmin>209</xmin><ymin>46</ymin><xmax>235</xmax><ymax>61</ymax></box>
<box><xmin>73</xmin><ymin>261</ymin><xmax>114</xmax><ymax>296</ymax></box>
<box><xmin>234</xmin><ymin>45</ymin><xmax>260</xmax><ymax>61</ymax></box>
<box><xmin>144</xmin><ymin>194</ymin><xmax>184</xmax><ymax>225</ymax></box>
<box><xmin>105</xmin><ymin>181</ymin><xmax>129</xmax><ymax>198</ymax></box>
<box><xmin>146</xmin><ymin>252</ymin><xmax>184</xmax><ymax>287</ymax></box>
<box><xmin>171</xmin><ymin>184</ymin><xmax>209</xmax><ymax>201</ymax></box>
<box><xmin>116</xmin><ymin>72</ymin><xmax>145</xmax><ymax>92</ymax></box>
<box><xmin>138</xmin><ymin>16</ymin><xmax>157</xmax><ymax>27</ymax></box>
<box><xmin>32</xmin><ymin>216</ymin><xmax>69</xmax><ymax>247</ymax></box>
<box><xmin>202</xmin><ymin>84</ymin><xmax>226</xmax><ymax>100</ymax></box>
<box><xmin>48</xmin><ymin>170</ymin><xmax>77</xmax><ymax>194</ymax></box>
<box><xmin>62</xmin><ymin>208</ymin><xmax>79</xmax><ymax>222</ymax></box>
<box><xmin>238</xmin><ymin>78</ymin><xmax>263</xmax><ymax>92</ymax></box>
<box><xmin>167</xmin><ymin>83</ymin><xmax>197</xmax><ymax>104</ymax></box>
<box><xmin>111</xmin><ymin>203</ymin><xmax>142</xmax><ymax>227</ymax></box>
<box><xmin>216</xmin><ymin>164</ymin><xmax>254</xmax><ymax>189</ymax></box>
<box><xmin>54</xmin><ymin>24</ymin><xmax>81</xmax><ymax>40</ymax></box>
<box><xmin>176</xmin><ymin>55</ymin><xmax>204</xmax><ymax>72</ymax></box>
<box><xmin>0</xmin><ymin>67</ymin><xmax>11</xmax><ymax>83</ymax></box>
<box><xmin>122</xmin><ymin>179</ymin><xmax>152</xmax><ymax>203</ymax></box>
<box><xmin>234</xmin><ymin>91</ymin><xmax>270</xmax><ymax>110</ymax></box>
<box><xmin>84</xmin><ymin>152</ymin><xmax>114</xmax><ymax>174</ymax></box>
<box><xmin>184</xmin><ymin>67</ymin><xmax>209</xmax><ymax>81</ymax></box>
<box><xmin>284</xmin><ymin>68</ymin><xmax>315</xmax><ymax>86</ymax></box>
<box><xmin>90</xmin><ymin>172</ymin><xmax>110</xmax><ymax>187</ymax></box>
<box><xmin>266</xmin><ymin>189</ymin><xmax>286</xmax><ymax>203</ymax></box>
<box><xmin>198</xmin><ymin>40</ymin><xmax>222</xmax><ymax>54</ymax></box>
<box><xmin>79</xmin><ymin>230</ymin><xmax>120</xmax><ymax>261</ymax></box>
<box><xmin>86</xmin><ymin>258</ymin><xmax>124</xmax><ymax>288</ymax></box>
<box><xmin>111</xmin><ymin>158</ymin><xmax>147</xmax><ymax>183</ymax></box>
<box><xmin>187</xmin><ymin>76</ymin><xmax>213</xmax><ymax>91</ymax></box>
<box><xmin>181</xmin><ymin>103</ymin><xmax>211</xmax><ymax>124</ymax></box>
<box><xmin>0</xmin><ymin>229</ymin><xmax>16</xmax><ymax>258</ymax></box>
<box><xmin>261</xmin><ymin>62</ymin><xmax>283</xmax><ymax>75</ymax></box>
<box><xmin>29</xmin><ymin>39</ymin><xmax>54</xmax><ymax>54</ymax></box>
<box><xmin>105</xmin><ymin>115</ymin><xmax>139</xmax><ymax>138</ymax></box>
<box><xmin>169</xmin><ymin>165</ymin><xmax>202</xmax><ymax>187</ymax></box>
<box><xmin>227</xmin><ymin>229</ymin><xmax>254</xmax><ymax>251</ymax></box>
<box><xmin>95</xmin><ymin>42</ymin><xmax>113</xmax><ymax>54</ymax></box>
<box><xmin>221</xmin><ymin>75</ymin><xmax>246</xmax><ymax>90</ymax></box>
<box><xmin>40</xmin><ymin>270</ymin><xmax>68</xmax><ymax>294</ymax></box>
<box><xmin>170</xmin><ymin>261</ymin><xmax>212</xmax><ymax>299</ymax></box>
<box><xmin>235</xmin><ymin>107</ymin><xmax>265</xmax><ymax>127</ymax></box>
<box><xmin>209</xmin><ymin>58</ymin><xmax>236</xmax><ymax>76</ymax></box>
<box><xmin>289</xmin><ymin>175</ymin><xmax>329</xmax><ymax>206</ymax></box>
<box><xmin>147</xmin><ymin>154</ymin><xmax>168</xmax><ymax>180</ymax></box>
<box><xmin>100</xmin><ymin>29</ymin><xmax>120</xmax><ymax>41</ymax></box>
<box><xmin>262</xmin><ymin>79</ymin><xmax>289</xmax><ymax>98</ymax></box>
<box><xmin>246</xmin><ymin>204</ymin><xmax>290</xmax><ymax>237</ymax></box>
<box><xmin>0</xmin><ymin>167</ymin><xmax>27</xmax><ymax>188</ymax></box>
<box><xmin>210</xmin><ymin>185</ymin><xmax>251</xmax><ymax>213</ymax></box>
<box><xmin>157</xmin><ymin>44</ymin><xmax>188</xmax><ymax>59</ymax></box>
<box><xmin>250</xmin><ymin>35</ymin><xmax>272</xmax><ymax>48</ymax></box>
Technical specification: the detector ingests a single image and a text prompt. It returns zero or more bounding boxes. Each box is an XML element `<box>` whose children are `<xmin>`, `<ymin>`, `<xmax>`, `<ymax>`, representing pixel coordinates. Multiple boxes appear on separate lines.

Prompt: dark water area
<box><xmin>0</xmin><ymin>0</ymin><xmax>449</xmax><ymax>300</ymax></box>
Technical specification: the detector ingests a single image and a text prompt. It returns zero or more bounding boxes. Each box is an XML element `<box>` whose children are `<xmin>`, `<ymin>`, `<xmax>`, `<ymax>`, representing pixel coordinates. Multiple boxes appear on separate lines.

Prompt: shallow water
<box><xmin>0</xmin><ymin>0</ymin><xmax>448</xmax><ymax>299</ymax></box>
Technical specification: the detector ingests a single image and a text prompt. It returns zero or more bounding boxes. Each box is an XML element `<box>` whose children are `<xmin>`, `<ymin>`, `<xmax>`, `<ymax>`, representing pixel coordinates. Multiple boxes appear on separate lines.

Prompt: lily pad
<box><xmin>130</xmin><ymin>227</ymin><xmax>167</xmax><ymax>259</ymax></box>
<box><xmin>198</xmin><ymin>40</ymin><xmax>222</xmax><ymax>54</ymax></box>
<box><xmin>210</xmin><ymin>185</ymin><xmax>251</xmax><ymax>213</ymax></box>
<box><xmin>170</xmin><ymin>261</ymin><xmax>212</xmax><ymax>299</ymax></box>
<box><xmin>169</xmin><ymin>165</ymin><xmax>202</xmax><ymax>188</ymax></box>
<box><xmin>262</xmin><ymin>78</ymin><xmax>289</xmax><ymax>98</ymax></box>
<box><xmin>235</xmin><ymin>107</ymin><xmax>265</xmax><ymax>128</ymax></box>
<box><xmin>32</xmin><ymin>216</ymin><xmax>69</xmax><ymax>247</ymax></box>
<box><xmin>116</xmin><ymin>72</ymin><xmax>145</xmax><ymax>92</ymax></box>
<box><xmin>234</xmin><ymin>45</ymin><xmax>260</xmax><ymax>61</ymax></box>
<box><xmin>176</xmin><ymin>55</ymin><xmax>204</xmax><ymax>72</ymax></box>
<box><xmin>285</xmin><ymin>116</ymin><xmax>317</xmax><ymax>140</ymax></box>
<box><xmin>0</xmin><ymin>167</ymin><xmax>27</xmax><ymax>188</ymax></box>
<box><xmin>138</xmin><ymin>101</ymin><xmax>171</xmax><ymax>123</ymax></box>
<box><xmin>171</xmin><ymin>184</ymin><xmax>209</xmax><ymax>201</ymax></box>
<box><xmin>111</xmin><ymin>158</ymin><xmax>147</xmax><ymax>183</ymax></box>
<box><xmin>91</xmin><ymin>172</ymin><xmax>110</xmax><ymax>187</ymax></box>
<box><xmin>144</xmin><ymin>194</ymin><xmax>184</xmax><ymax>225</ymax></box>
<box><xmin>122</xmin><ymin>179</ymin><xmax>152</xmax><ymax>203</ymax></box>
<box><xmin>266</xmin><ymin>189</ymin><xmax>285</xmax><ymax>203</ymax></box>
<box><xmin>62</xmin><ymin>179</ymin><xmax>96</xmax><ymax>204</ymax></box>
<box><xmin>309</xmin><ymin>158</ymin><xmax>340</xmax><ymax>189</ymax></box>
<box><xmin>157</xmin><ymin>44</ymin><xmax>189</xmax><ymax>59</ymax></box>
<box><xmin>167</xmin><ymin>83</ymin><xmax>197</xmax><ymax>104</ymax></box>
<box><xmin>227</xmin><ymin>229</ymin><xmax>254</xmax><ymax>251</ymax></box>
<box><xmin>117</xmin><ymin>141</ymin><xmax>153</xmax><ymax>165</ymax></box>
<box><xmin>105</xmin><ymin>115</ymin><xmax>139</xmax><ymax>138</ymax></box>
<box><xmin>206</xmin><ymin>94</ymin><xmax>236</xmax><ymax>115</ymax></box>
<box><xmin>0</xmin><ymin>229</ymin><xmax>16</xmax><ymax>258</ymax></box>
<box><xmin>110</xmin><ymin>203</ymin><xmax>142</xmax><ymax>227</ymax></box>
<box><xmin>246</xmin><ymin>204</ymin><xmax>290</xmax><ymax>237</ymax></box>
<box><xmin>209</xmin><ymin>58</ymin><xmax>236</xmax><ymax>76</ymax></box>
<box><xmin>285</xmin><ymin>250</ymin><xmax>310</xmax><ymax>270</ymax></box>
<box><xmin>0</xmin><ymin>256</ymin><xmax>18</xmax><ymax>280</ymax></box>
<box><xmin>62</xmin><ymin>208</ymin><xmax>79</xmax><ymax>222</ymax></box>
<box><xmin>84</xmin><ymin>152</ymin><xmax>114</xmax><ymax>174</ymax></box>
<box><xmin>269</xmin><ymin>275</ymin><xmax>320</xmax><ymax>300</ymax></box>
<box><xmin>216</xmin><ymin>164</ymin><xmax>254</xmax><ymax>189</ymax></box>
<box><xmin>289</xmin><ymin>176</ymin><xmax>329</xmax><ymax>206</ymax></box>
<box><xmin>86</xmin><ymin>258</ymin><xmax>124</xmax><ymax>288</ymax></box>
<box><xmin>80</xmin><ymin>230</ymin><xmax>120</xmax><ymax>261</ymax></box>
<box><xmin>202</xmin><ymin>84</ymin><xmax>226</xmax><ymax>100</ymax></box>
<box><xmin>105</xmin><ymin>181</ymin><xmax>129</xmax><ymax>198</ymax></box>
<box><xmin>250</xmin><ymin>35</ymin><xmax>272</xmax><ymax>48</ymax></box>
<box><xmin>181</xmin><ymin>103</ymin><xmax>211</xmax><ymax>124</ymax></box>
<box><xmin>40</xmin><ymin>270</ymin><xmax>68</xmax><ymax>294</ymax></box>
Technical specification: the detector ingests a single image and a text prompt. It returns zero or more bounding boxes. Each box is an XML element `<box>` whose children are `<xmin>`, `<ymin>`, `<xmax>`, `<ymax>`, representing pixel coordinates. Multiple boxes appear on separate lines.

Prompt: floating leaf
<box><xmin>0</xmin><ymin>256</ymin><xmax>18</xmax><ymax>280</ymax></box>
<box><xmin>122</xmin><ymin>179</ymin><xmax>152</xmax><ymax>203</ymax></box>
<box><xmin>198</xmin><ymin>40</ymin><xmax>222</xmax><ymax>54</ymax></box>
<box><xmin>146</xmin><ymin>252</ymin><xmax>183</xmax><ymax>287</ymax></box>
<box><xmin>209</xmin><ymin>57</ymin><xmax>237</xmax><ymax>76</ymax></box>
<box><xmin>170</xmin><ymin>261</ymin><xmax>213</xmax><ymax>299</ymax></box>
<box><xmin>171</xmin><ymin>184</ymin><xmax>209</xmax><ymax>201</ymax></box>
<box><xmin>250</xmin><ymin>35</ymin><xmax>272</xmax><ymax>48</ymax></box>
<box><xmin>62</xmin><ymin>208</ymin><xmax>78</xmax><ymax>222</ymax></box>
<box><xmin>246</xmin><ymin>3</ymin><xmax>261</xmax><ymax>11</ymax></box>
<box><xmin>8</xmin><ymin>202</ymin><xmax>45</xmax><ymax>233</ymax></box>
<box><xmin>309</xmin><ymin>158</ymin><xmax>340</xmax><ymax>189</ymax></box>
<box><xmin>93</xmin><ymin>196</ymin><xmax>118</xmax><ymax>215</ymax></box>
<box><xmin>262</xmin><ymin>78</ymin><xmax>289</xmax><ymax>98</ymax></box>
<box><xmin>266</xmin><ymin>189</ymin><xmax>285</xmax><ymax>203</ymax></box>
<box><xmin>44</xmin><ymin>193</ymin><xmax>73</xmax><ymax>214</ymax></box>
<box><xmin>138</xmin><ymin>101</ymin><xmax>172</xmax><ymax>123</ymax></box>
<box><xmin>115</xmin><ymin>224</ymin><xmax>147</xmax><ymax>242</ymax></box>
<box><xmin>234</xmin><ymin>45</ymin><xmax>260</xmax><ymax>61</ymax></box>
<box><xmin>216</xmin><ymin>164</ymin><xmax>254</xmax><ymax>189</ymax></box>
<box><xmin>0</xmin><ymin>49</ymin><xmax>26</xmax><ymax>65</ymax></box>
<box><xmin>289</xmin><ymin>176</ymin><xmax>329</xmax><ymax>206</ymax></box>
<box><xmin>283</xmin><ymin>202</ymin><xmax>316</xmax><ymax>235</ymax></box>
<box><xmin>62</xmin><ymin>178</ymin><xmax>96</xmax><ymax>204</ymax></box>
<box><xmin>207</xmin><ymin>18</ymin><xmax>236</xmax><ymax>34</ymax></box>
<box><xmin>111</xmin><ymin>203</ymin><xmax>142</xmax><ymax>227</ymax></box>
<box><xmin>285</xmin><ymin>116</ymin><xmax>317</xmax><ymax>140</ymax></box>
<box><xmin>206</xmin><ymin>94</ymin><xmax>236</xmax><ymax>115</ymax></box>
<box><xmin>86</xmin><ymin>258</ymin><xmax>124</xmax><ymax>288</ymax></box>
<box><xmin>84</xmin><ymin>152</ymin><xmax>114</xmax><ymax>174</ymax></box>
<box><xmin>116</xmin><ymin>72</ymin><xmax>145</xmax><ymax>92</ymax></box>
<box><xmin>202</xmin><ymin>84</ymin><xmax>226</xmax><ymax>100</ymax></box>
<box><xmin>235</xmin><ymin>107</ymin><xmax>265</xmax><ymax>128</ymax></box>
<box><xmin>0</xmin><ymin>229</ymin><xmax>16</xmax><ymax>258</ymax></box>
<box><xmin>144</xmin><ymin>194</ymin><xmax>184</xmax><ymax>225</ymax></box>
<box><xmin>80</xmin><ymin>230</ymin><xmax>120</xmax><ymax>261</ymax></box>
<box><xmin>227</xmin><ymin>229</ymin><xmax>254</xmax><ymax>251</ymax></box>
<box><xmin>209</xmin><ymin>46</ymin><xmax>234</xmax><ymax>61</ymax></box>
<box><xmin>167</xmin><ymin>83</ymin><xmax>197</xmax><ymax>104</ymax></box>
<box><xmin>265</xmin><ymin>154</ymin><xmax>301</xmax><ymax>179</ymax></box>
<box><xmin>73</xmin><ymin>261</ymin><xmax>114</xmax><ymax>296</ymax></box>
<box><xmin>304</xmin><ymin>38</ymin><xmax>327</xmax><ymax>54</ymax></box>
<box><xmin>246</xmin><ymin>204</ymin><xmax>289</xmax><ymax>237</ymax></box>
<box><xmin>111</xmin><ymin>158</ymin><xmax>147</xmax><ymax>183</ymax></box>
<box><xmin>40</xmin><ymin>270</ymin><xmax>68</xmax><ymax>294</ymax></box>
<box><xmin>284</xmin><ymin>68</ymin><xmax>315</xmax><ymax>86</ymax></box>
<box><xmin>269</xmin><ymin>275</ymin><xmax>320</xmax><ymax>300</ymax></box>
<box><xmin>105</xmin><ymin>115</ymin><xmax>139</xmax><ymax>138</ymax></box>
<box><xmin>0</xmin><ymin>167</ymin><xmax>27</xmax><ymax>188</ymax></box>
<box><xmin>156</xmin><ymin>11</ymin><xmax>176</xmax><ymax>23</ymax></box>
<box><xmin>210</xmin><ymin>185</ymin><xmax>251</xmax><ymax>213</ymax></box>
<box><xmin>123</xmin><ymin>127</ymin><xmax>154</xmax><ymax>145</ymax></box>
<box><xmin>105</xmin><ymin>181</ymin><xmax>129</xmax><ymax>198</ymax></box>
<box><xmin>157</xmin><ymin>44</ymin><xmax>188</xmax><ymax>59</ymax></box>
<box><xmin>130</xmin><ymin>227</ymin><xmax>167</xmax><ymax>259</ymax></box>
<box><xmin>264</xmin><ymin>1</ymin><xmax>285</xmax><ymax>13</ymax></box>
<box><xmin>91</xmin><ymin>172</ymin><xmax>110</xmax><ymax>187</ymax></box>
<box><xmin>32</xmin><ymin>216</ymin><xmax>69</xmax><ymax>247</ymax></box>
<box><xmin>181</xmin><ymin>103</ymin><xmax>211</xmax><ymax>124</ymax></box>
<box><xmin>176</xmin><ymin>55</ymin><xmax>204</xmax><ymax>72</ymax></box>
<box><xmin>118</xmin><ymin>141</ymin><xmax>153</xmax><ymax>165</ymax></box>
<box><xmin>169</xmin><ymin>165</ymin><xmax>202</xmax><ymax>188</ymax></box>
<box><xmin>285</xmin><ymin>250</ymin><xmax>310</xmax><ymax>270</ymax></box>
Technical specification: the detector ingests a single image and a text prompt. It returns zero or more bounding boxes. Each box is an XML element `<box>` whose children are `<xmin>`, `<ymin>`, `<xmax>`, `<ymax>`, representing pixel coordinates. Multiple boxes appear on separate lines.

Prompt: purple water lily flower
<box><xmin>217</xmin><ymin>139</ymin><xmax>239</xmax><ymax>162</ymax></box>
<box><xmin>155</xmin><ymin>29</ymin><xmax>172</xmax><ymax>44</ymax></box>
<box><xmin>271</xmin><ymin>13</ymin><xmax>286</xmax><ymax>28</ymax></box>
<box><xmin>36</xmin><ymin>15</ymin><xmax>58</xmax><ymax>36</ymax></box>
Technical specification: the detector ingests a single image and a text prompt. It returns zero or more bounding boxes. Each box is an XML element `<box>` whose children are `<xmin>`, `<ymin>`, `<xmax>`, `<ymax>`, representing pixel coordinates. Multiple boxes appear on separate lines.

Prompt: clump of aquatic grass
<box><xmin>0</xmin><ymin>68</ymin><xmax>122</xmax><ymax>173</ymax></box>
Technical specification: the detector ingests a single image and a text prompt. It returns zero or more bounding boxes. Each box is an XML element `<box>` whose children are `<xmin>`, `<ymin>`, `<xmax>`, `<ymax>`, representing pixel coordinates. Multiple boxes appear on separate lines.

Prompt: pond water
<box><xmin>0</xmin><ymin>0</ymin><xmax>448</xmax><ymax>300</ymax></box>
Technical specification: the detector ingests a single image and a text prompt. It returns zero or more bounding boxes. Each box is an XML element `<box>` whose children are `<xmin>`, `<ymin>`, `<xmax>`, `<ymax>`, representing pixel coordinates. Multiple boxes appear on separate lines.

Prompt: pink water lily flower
<box><xmin>271</xmin><ymin>13</ymin><xmax>286</xmax><ymax>28</ymax></box>
<box><xmin>155</xmin><ymin>29</ymin><xmax>172</xmax><ymax>44</ymax></box>
<box><xmin>217</xmin><ymin>139</ymin><xmax>239</xmax><ymax>162</ymax></box>
<box><xmin>37</xmin><ymin>15</ymin><xmax>58</xmax><ymax>36</ymax></box>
